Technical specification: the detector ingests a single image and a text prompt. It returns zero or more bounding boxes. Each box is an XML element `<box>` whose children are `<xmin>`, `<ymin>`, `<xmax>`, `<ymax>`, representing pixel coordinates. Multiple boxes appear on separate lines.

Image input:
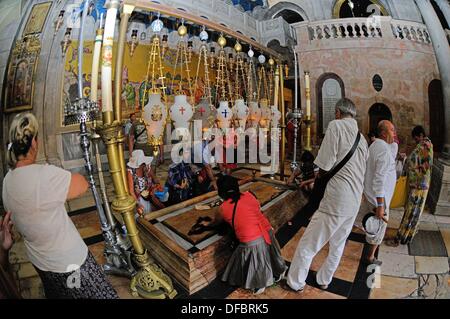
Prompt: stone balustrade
<box><xmin>294</xmin><ymin>17</ymin><xmax>432</xmax><ymax>46</ymax></box>
<box><xmin>307</xmin><ymin>18</ymin><xmax>384</xmax><ymax>40</ymax></box>
<box><xmin>390</xmin><ymin>20</ymin><xmax>432</xmax><ymax>44</ymax></box>
<box><xmin>259</xmin><ymin>16</ymin><xmax>296</xmax><ymax>47</ymax></box>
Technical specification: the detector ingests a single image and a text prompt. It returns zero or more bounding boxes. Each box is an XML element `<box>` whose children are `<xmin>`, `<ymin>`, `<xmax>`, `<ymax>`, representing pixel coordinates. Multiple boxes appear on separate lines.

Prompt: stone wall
<box><xmin>293</xmin><ymin>17</ymin><xmax>439</xmax><ymax>152</ymax></box>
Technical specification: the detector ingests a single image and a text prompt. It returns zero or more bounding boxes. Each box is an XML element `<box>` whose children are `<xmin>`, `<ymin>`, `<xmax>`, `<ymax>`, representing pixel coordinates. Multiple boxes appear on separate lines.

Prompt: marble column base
<box><xmin>427</xmin><ymin>157</ymin><xmax>450</xmax><ymax>216</ymax></box>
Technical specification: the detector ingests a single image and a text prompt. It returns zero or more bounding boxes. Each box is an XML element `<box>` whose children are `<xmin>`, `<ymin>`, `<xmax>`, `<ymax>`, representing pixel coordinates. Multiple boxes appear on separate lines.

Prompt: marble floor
<box><xmin>6</xmin><ymin>165</ymin><xmax>450</xmax><ymax>299</ymax></box>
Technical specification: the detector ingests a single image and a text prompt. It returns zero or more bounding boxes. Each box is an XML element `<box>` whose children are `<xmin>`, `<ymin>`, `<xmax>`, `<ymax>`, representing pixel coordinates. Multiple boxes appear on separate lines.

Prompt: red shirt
<box><xmin>220</xmin><ymin>192</ymin><xmax>272</xmax><ymax>244</ymax></box>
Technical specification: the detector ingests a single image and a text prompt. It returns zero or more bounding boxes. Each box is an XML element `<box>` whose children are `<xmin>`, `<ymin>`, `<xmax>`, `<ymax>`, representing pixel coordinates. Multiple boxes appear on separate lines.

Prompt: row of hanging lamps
<box><xmin>142</xmin><ymin>19</ymin><xmax>167</xmax><ymax>157</ymax></box>
<box><xmin>247</xmin><ymin>46</ymin><xmax>261</xmax><ymax>130</ymax></box>
<box><xmin>215</xmin><ymin>33</ymin><xmax>232</xmax><ymax>129</ymax></box>
<box><xmin>193</xmin><ymin>26</ymin><xmax>215</xmax><ymax>133</ymax></box>
<box><xmin>258</xmin><ymin>63</ymin><xmax>271</xmax><ymax>130</ymax></box>
<box><xmin>232</xmin><ymin>41</ymin><xmax>249</xmax><ymax>133</ymax></box>
<box><xmin>170</xmin><ymin>19</ymin><xmax>194</xmax><ymax>139</ymax></box>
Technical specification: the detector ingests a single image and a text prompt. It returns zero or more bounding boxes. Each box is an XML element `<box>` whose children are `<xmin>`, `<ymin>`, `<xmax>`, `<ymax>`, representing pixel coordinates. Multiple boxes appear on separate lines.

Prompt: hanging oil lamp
<box><xmin>61</xmin><ymin>28</ymin><xmax>72</xmax><ymax>57</ymax></box>
<box><xmin>128</xmin><ymin>29</ymin><xmax>139</xmax><ymax>57</ymax></box>
<box><xmin>169</xmin><ymin>19</ymin><xmax>194</xmax><ymax>139</ymax></box>
<box><xmin>142</xmin><ymin>34</ymin><xmax>168</xmax><ymax>157</ymax></box>
<box><xmin>54</xmin><ymin>10</ymin><xmax>65</xmax><ymax>36</ymax></box>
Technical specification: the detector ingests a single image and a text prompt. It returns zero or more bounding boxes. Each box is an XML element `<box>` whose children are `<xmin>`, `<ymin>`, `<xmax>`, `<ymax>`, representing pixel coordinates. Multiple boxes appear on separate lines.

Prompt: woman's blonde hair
<box><xmin>6</xmin><ymin>112</ymin><xmax>39</xmax><ymax>168</ymax></box>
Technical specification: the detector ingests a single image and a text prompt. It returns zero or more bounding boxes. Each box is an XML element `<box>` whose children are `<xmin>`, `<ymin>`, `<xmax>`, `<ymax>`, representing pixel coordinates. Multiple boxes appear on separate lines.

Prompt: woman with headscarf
<box><xmin>387</xmin><ymin>126</ymin><xmax>433</xmax><ymax>246</ymax></box>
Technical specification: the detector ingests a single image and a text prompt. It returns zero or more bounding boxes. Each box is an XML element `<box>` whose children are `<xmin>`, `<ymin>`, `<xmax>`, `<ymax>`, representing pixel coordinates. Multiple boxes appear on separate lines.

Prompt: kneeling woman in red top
<box><xmin>209</xmin><ymin>175</ymin><xmax>287</xmax><ymax>294</ymax></box>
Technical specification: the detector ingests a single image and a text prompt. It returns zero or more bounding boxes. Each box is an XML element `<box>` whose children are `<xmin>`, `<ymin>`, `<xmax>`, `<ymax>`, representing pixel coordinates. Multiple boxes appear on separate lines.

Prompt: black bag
<box><xmin>303</xmin><ymin>133</ymin><xmax>361</xmax><ymax>218</ymax></box>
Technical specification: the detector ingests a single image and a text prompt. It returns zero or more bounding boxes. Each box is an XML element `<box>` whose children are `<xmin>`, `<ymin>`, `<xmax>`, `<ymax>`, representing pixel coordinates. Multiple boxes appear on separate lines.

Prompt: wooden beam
<box><xmin>124</xmin><ymin>0</ymin><xmax>282</xmax><ymax>60</ymax></box>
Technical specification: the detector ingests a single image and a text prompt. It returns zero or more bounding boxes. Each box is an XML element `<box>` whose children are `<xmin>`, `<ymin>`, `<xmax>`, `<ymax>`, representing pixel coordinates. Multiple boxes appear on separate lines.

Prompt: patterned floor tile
<box><xmin>414</xmin><ymin>256</ymin><xmax>449</xmax><ymax>275</ymax></box>
<box><xmin>369</xmin><ymin>275</ymin><xmax>418</xmax><ymax>299</ymax></box>
<box><xmin>378</xmin><ymin>251</ymin><xmax>417</xmax><ymax>279</ymax></box>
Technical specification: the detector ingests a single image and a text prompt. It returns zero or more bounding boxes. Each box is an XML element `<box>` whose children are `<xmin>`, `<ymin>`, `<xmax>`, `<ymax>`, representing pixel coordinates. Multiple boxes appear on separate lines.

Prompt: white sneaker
<box><xmin>318</xmin><ymin>284</ymin><xmax>328</xmax><ymax>290</ymax></box>
<box><xmin>253</xmin><ymin>287</ymin><xmax>266</xmax><ymax>295</ymax></box>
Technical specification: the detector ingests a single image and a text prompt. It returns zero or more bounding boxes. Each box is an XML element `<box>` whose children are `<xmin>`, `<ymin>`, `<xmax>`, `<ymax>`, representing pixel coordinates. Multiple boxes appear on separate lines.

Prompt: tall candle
<box><xmin>101</xmin><ymin>1</ymin><xmax>119</xmax><ymax>113</ymax></box>
<box><xmin>273</xmin><ymin>68</ymin><xmax>279</xmax><ymax>108</ymax></box>
<box><xmin>305</xmin><ymin>72</ymin><xmax>311</xmax><ymax>117</ymax></box>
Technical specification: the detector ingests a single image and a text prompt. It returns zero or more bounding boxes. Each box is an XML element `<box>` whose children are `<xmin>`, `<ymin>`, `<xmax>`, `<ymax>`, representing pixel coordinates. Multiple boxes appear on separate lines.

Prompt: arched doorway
<box><xmin>368</xmin><ymin>103</ymin><xmax>392</xmax><ymax>134</ymax></box>
<box><xmin>264</xmin><ymin>2</ymin><xmax>309</xmax><ymax>22</ymax></box>
<box><xmin>333</xmin><ymin>0</ymin><xmax>389</xmax><ymax>18</ymax></box>
<box><xmin>429</xmin><ymin>79</ymin><xmax>445</xmax><ymax>153</ymax></box>
<box><xmin>273</xmin><ymin>9</ymin><xmax>305</xmax><ymax>24</ymax></box>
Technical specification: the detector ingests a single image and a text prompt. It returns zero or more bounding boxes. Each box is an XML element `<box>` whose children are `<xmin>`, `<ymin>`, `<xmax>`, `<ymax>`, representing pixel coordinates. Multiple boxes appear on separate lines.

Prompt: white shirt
<box><xmin>2</xmin><ymin>164</ymin><xmax>88</xmax><ymax>273</ymax></box>
<box><xmin>364</xmin><ymin>139</ymin><xmax>397</xmax><ymax>208</ymax></box>
<box><xmin>314</xmin><ymin>118</ymin><xmax>368</xmax><ymax>216</ymax></box>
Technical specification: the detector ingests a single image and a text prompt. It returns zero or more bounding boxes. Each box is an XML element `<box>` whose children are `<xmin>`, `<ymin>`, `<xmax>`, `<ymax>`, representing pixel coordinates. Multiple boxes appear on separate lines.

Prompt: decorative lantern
<box><xmin>259</xmin><ymin>98</ymin><xmax>271</xmax><ymax>129</ymax></box>
<box><xmin>217</xmin><ymin>101</ymin><xmax>232</xmax><ymax>129</ymax></box>
<box><xmin>248</xmin><ymin>101</ymin><xmax>261</xmax><ymax>129</ymax></box>
<box><xmin>143</xmin><ymin>93</ymin><xmax>167</xmax><ymax>156</ymax></box>
<box><xmin>54</xmin><ymin>10</ymin><xmax>65</xmax><ymax>36</ymax></box>
<box><xmin>193</xmin><ymin>97</ymin><xmax>213</xmax><ymax>131</ymax></box>
<box><xmin>61</xmin><ymin>28</ymin><xmax>72</xmax><ymax>56</ymax></box>
<box><xmin>258</xmin><ymin>54</ymin><xmax>266</xmax><ymax>64</ymax></box>
<box><xmin>128</xmin><ymin>29</ymin><xmax>139</xmax><ymax>57</ymax></box>
<box><xmin>199</xmin><ymin>26</ymin><xmax>208</xmax><ymax>41</ymax></box>
<box><xmin>233</xmin><ymin>98</ymin><xmax>249</xmax><ymax>132</ymax></box>
<box><xmin>170</xmin><ymin>94</ymin><xmax>193</xmax><ymax>138</ymax></box>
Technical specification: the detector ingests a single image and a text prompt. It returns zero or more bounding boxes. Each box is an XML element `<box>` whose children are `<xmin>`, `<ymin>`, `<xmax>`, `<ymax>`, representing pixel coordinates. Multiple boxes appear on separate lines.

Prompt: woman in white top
<box><xmin>2</xmin><ymin>112</ymin><xmax>117</xmax><ymax>299</ymax></box>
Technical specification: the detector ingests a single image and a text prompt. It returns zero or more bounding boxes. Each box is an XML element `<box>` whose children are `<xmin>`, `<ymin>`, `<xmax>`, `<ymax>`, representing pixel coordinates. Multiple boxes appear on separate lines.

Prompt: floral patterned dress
<box><xmin>397</xmin><ymin>137</ymin><xmax>433</xmax><ymax>244</ymax></box>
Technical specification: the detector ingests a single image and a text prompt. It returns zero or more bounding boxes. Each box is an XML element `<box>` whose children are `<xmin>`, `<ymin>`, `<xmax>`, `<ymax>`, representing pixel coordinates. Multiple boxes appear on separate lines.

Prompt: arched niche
<box><xmin>368</xmin><ymin>103</ymin><xmax>392</xmax><ymax>134</ymax></box>
<box><xmin>332</xmin><ymin>0</ymin><xmax>390</xmax><ymax>19</ymax></box>
<box><xmin>317</xmin><ymin>73</ymin><xmax>345</xmax><ymax>134</ymax></box>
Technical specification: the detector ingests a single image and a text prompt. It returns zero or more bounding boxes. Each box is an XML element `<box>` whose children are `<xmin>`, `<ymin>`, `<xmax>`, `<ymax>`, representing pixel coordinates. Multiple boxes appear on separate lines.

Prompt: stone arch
<box><xmin>264</xmin><ymin>2</ymin><xmax>309</xmax><ymax>22</ymax></box>
<box><xmin>316</xmin><ymin>73</ymin><xmax>345</xmax><ymax>135</ymax></box>
<box><xmin>430</xmin><ymin>0</ymin><xmax>450</xmax><ymax>30</ymax></box>
<box><xmin>332</xmin><ymin>0</ymin><xmax>390</xmax><ymax>19</ymax></box>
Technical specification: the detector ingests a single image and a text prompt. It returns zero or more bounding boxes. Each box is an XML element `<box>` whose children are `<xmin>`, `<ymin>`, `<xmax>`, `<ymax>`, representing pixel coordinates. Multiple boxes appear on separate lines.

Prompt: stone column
<box><xmin>416</xmin><ymin>0</ymin><xmax>450</xmax><ymax>216</ymax></box>
<box><xmin>435</xmin><ymin>0</ymin><xmax>450</xmax><ymax>27</ymax></box>
<box><xmin>415</xmin><ymin>0</ymin><xmax>450</xmax><ymax>157</ymax></box>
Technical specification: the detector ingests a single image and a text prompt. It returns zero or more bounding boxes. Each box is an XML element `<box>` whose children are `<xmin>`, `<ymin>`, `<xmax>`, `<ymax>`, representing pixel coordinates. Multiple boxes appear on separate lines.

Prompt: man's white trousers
<box><xmin>287</xmin><ymin>211</ymin><xmax>356</xmax><ymax>290</ymax></box>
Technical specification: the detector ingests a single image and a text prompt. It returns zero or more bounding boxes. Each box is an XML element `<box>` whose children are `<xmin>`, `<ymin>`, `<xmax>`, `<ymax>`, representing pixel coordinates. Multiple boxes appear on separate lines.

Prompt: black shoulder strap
<box><xmin>135</xmin><ymin>126</ymin><xmax>146</xmax><ymax>140</ymax></box>
<box><xmin>326</xmin><ymin>132</ymin><xmax>361</xmax><ymax>179</ymax></box>
<box><xmin>231</xmin><ymin>200</ymin><xmax>239</xmax><ymax>231</ymax></box>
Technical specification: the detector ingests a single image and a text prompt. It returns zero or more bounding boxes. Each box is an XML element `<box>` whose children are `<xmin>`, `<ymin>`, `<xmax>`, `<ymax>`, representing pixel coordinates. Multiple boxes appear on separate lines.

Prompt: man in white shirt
<box><xmin>359</xmin><ymin>120</ymin><xmax>397</xmax><ymax>264</ymax></box>
<box><xmin>286</xmin><ymin>98</ymin><xmax>368</xmax><ymax>292</ymax></box>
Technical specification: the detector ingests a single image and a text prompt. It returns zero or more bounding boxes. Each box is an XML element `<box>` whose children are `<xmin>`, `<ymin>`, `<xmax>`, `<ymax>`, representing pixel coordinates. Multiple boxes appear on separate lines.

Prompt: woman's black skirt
<box><xmin>221</xmin><ymin>230</ymin><xmax>287</xmax><ymax>290</ymax></box>
<box><xmin>34</xmin><ymin>251</ymin><xmax>118</xmax><ymax>299</ymax></box>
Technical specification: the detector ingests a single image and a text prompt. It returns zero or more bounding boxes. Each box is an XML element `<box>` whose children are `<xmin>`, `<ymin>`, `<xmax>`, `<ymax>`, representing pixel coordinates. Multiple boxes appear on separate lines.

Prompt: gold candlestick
<box><xmin>304</xmin><ymin>71</ymin><xmax>312</xmax><ymax>151</ymax></box>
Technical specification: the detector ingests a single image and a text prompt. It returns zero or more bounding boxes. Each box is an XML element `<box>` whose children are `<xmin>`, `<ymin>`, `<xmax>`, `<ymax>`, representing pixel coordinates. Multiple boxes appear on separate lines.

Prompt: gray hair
<box><xmin>6</xmin><ymin>112</ymin><xmax>39</xmax><ymax>169</ymax></box>
<box><xmin>335</xmin><ymin>98</ymin><xmax>356</xmax><ymax>118</ymax></box>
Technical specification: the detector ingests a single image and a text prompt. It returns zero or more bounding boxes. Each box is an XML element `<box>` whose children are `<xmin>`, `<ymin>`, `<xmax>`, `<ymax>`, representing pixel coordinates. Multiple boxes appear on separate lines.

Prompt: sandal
<box><xmin>385</xmin><ymin>239</ymin><xmax>400</xmax><ymax>247</ymax></box>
